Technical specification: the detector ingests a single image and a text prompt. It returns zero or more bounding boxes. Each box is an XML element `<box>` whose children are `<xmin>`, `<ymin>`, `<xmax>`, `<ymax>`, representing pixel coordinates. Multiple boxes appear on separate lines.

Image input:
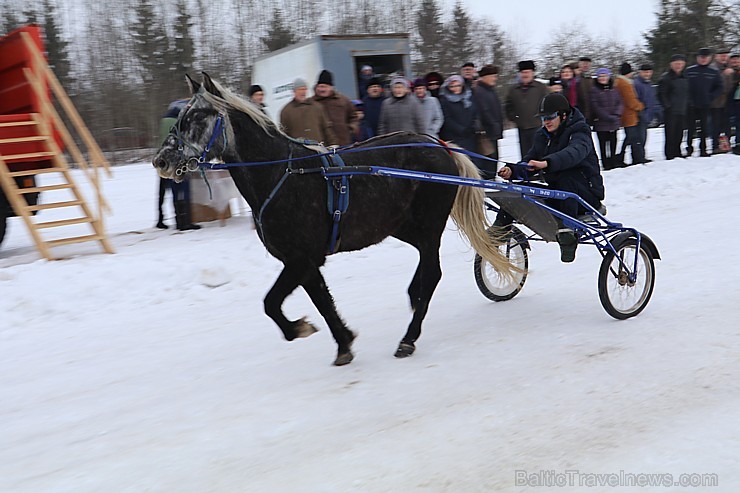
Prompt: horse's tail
<box><xmin>448</xmin><ymin>146</ymin><xmax>517</xmax><ymax>278</ymax></box>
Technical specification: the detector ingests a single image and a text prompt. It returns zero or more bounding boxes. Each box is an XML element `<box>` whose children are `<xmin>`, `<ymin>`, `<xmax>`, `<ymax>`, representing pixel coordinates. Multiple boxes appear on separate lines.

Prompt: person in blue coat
<box><xmin>497</xmin><ymin>93</ymin><xmax>604</xmax><ymax>263</ymax></box>
<box><xmin>685</xmin><ymin>48</ymin><xmax>724</xmax><ymax>156</ymax></box>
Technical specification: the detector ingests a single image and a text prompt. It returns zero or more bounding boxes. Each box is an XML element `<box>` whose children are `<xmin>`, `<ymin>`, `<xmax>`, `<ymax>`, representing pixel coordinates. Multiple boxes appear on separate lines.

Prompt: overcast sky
<box><xmin>444</xmin><ymin>0</ymin><xmax>659</xmax><ymax>58</ymax></box>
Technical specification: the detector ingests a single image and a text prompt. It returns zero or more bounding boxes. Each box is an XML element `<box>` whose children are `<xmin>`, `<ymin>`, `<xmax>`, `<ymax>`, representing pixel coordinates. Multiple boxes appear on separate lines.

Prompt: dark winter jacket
<box><xmin>508</xmin><ymin>107</ymin><xmax>604</xmax><ymax>202</ymax></box>
<box><xmin>310</xmin><ymin>90</ymin><xmax>358</xmax><ymax>146</ymax></box>
<box><xmin>685</xmin><ymin>64</ymin><xmax>723</xmax><ymax>109</ymax></box>
<box><xmin>576</xmin><ymin>75</ymin><xmax>594</xmax><ymax>122</ymax></box>
<box><xmin>361</xmin><ymin>94</ymin><xmax>385</xmax><ymax>138</ymax></box>
<box><xmin>633</xmin><ymin>75</ymin><xmax>658</xmax><ymax>124</ymax></box>
<box><xmin>473</xmin><ymin>80</ymin><xmax>504</xmax><ymax>140</ymax></box>
<box><xmin>439</xmin><ymin>88</ymin><xmax>480</xmax><ymax>152</ymax></box>
<box><xmin>280</xmin><ymin>98</ymin><xmax>338</xmax><ymax>145</ymax></box>
<box><xmin>505</xmin><ymin>80</ymin><xmax>549</xmax><ymax>130</ymax></box>
<box><xmin>658</xmin><ymin>69</ymin><xmax>690</xmax><ymax>116</ymax></box>
<box><xmin>589</xmin><ymin>78</ymin><xmax>623</xmax><ymax>132</ymax></box>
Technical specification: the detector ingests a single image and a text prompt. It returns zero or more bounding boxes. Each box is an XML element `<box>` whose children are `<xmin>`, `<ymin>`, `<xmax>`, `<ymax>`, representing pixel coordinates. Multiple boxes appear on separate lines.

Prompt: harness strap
<box><xmin>322</xmin><ymin>150</ymin><xmax>349</xmax><ymax>254</ymax></box>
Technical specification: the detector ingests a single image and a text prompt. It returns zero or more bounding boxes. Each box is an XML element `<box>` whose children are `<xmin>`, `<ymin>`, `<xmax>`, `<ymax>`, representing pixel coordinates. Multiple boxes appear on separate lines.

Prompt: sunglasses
<box><xmin>540</xmin><ymin>112</ymin><xmax>559</xmax><ymax>121</ymax></box>
<box><xmin>428</xmin><ymin>82</ymin><xmax>440</xmax><ymax>86</ymax></box>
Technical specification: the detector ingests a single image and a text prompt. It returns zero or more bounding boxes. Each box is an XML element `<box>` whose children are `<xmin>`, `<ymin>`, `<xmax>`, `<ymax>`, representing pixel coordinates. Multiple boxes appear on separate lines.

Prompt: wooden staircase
<box><xmin>0</xmin><ymin>26</ymin><xmax>113</xmax><ymax>259</ymax></box>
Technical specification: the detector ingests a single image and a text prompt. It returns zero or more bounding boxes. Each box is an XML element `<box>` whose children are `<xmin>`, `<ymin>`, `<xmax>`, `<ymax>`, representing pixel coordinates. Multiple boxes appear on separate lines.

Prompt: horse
<box><xmin>153</xmin><ymin>73</ymin><xmax>514</xmax><ymax>366</ymax></box>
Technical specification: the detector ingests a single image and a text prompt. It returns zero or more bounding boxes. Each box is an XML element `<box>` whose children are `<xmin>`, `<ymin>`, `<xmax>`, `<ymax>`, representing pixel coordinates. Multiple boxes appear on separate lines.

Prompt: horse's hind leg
<box><xmin>264</xmin><ymin>263</ymin><xmax>319</xmax><ymax>341</ymax></box>
<box><xmin>396</xmin><ymin>242</ymin><xmax>442</xmax><ymax>358</ymax></box>
<box><xmin>302</xmin><ymin>267</ymin><xmax>356</xmax><ymax>366</ymax></box>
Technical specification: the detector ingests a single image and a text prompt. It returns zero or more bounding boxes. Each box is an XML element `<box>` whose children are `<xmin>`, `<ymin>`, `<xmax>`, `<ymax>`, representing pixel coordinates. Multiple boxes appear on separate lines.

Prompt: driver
<box><xmin>496</xmin><ymin>93</ymin><xmax>604</xmax><ymax>262</ymax></box>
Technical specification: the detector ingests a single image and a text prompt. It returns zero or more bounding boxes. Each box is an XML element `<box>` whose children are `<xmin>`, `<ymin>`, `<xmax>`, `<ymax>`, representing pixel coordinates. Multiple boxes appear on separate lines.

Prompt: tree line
<box><xmin>1</xmin><ymin>0</ymin><xmax>737</xmax><ymax>151</ymax></box>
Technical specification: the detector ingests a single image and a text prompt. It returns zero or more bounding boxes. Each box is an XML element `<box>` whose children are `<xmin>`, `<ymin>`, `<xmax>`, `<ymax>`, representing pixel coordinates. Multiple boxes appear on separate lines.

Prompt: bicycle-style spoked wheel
<box><xmin>598</xmin><ymin>238</ymin><xmax>655</xmax><ymax>319</ymax></box>
<box><xmin>474</xmin><ymin>226</ymin><xmax>529</xmax><ymax>302</ymax></box>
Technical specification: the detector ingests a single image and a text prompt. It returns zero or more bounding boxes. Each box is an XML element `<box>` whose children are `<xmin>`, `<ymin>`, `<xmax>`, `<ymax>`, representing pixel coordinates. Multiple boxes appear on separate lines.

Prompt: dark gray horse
<box><xmin>153</xmin><ymin>73</ymin><xmax>513</xmax><ymax>366</ymax></box>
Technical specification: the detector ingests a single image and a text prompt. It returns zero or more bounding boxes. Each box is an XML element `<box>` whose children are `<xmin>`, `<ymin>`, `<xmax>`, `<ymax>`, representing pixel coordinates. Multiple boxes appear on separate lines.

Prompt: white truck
<box><xmin>252</xmin><ymin>33</ymin><xmax>412</xmax><ymax>121</ymax></box>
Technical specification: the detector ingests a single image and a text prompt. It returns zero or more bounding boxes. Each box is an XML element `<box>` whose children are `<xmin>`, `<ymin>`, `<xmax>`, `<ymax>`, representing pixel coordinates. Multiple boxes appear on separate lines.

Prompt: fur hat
<box><xmin>518</xmin><ymin>60</ymin><xmax>536</xmax><ymax>71</ymax></box>
<box><xmin>670</xmin><ymin>54</ymin><xmax>686</xmax><ymax>62</ymax></box>
<box><xmin>413</xmin><ymin>78</ymin><xmax>427</xmax><ymax>88</ymax></box>
<box><xmin>697</xmin><ymin>47</ymin><xmax>713</xmax><ymax>57</ymax></box>
<box><xmin>317</xmin><ymin>69</ymin><xmax>334</xmax><ymax>86</ymax></box>
<box><xmin>292</xmin><ymin>77</ymin><xmax>307</xmax><ymax>89</ymax></box>
<box><xmin>549</xmin><ymin>77</ymin><xmax>563</xmax><ymax>87</ymax></box>
<box><xmin>595</xmin><ymin>68</ymin><xmax>611</xmax><ymax>77</ymax></box>
<box><xmin>248</xmin><ymin>84</ymin><xmax>263</xmax><ymax>96</ymax></box>
<box><xmin>478</xmin><ymin>65</ymin><xmax>499</xmax><ymax>77</ymax></box>
<box><xmin>639</xmin><ymin>63</ymin><xmax>653</xmax><ymax>71</ymax></box>
<box><xmin>367</xmin><ymin>77</ymin><xmax>382</xmax><ymax>88</ymax></box>
<box><xmin>619</xmin><ymin>62</ymin><xmax>633</xmax><ymax>75</ymax></box>
<box><xmin>461</xmin><ymin>62</ymin><xmax>475</xmax><ymax>68</ymax></box>
<box><xmin>578</xmin><ymin>56</ymin><xmax>592</xmax><ymax>62</ymax></box>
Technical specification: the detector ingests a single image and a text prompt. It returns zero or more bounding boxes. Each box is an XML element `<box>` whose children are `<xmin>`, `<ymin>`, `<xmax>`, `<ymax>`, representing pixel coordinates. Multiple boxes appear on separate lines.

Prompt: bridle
<box><xmin>168</xmin><ymin>93</ymin><xmax>228</xmax><ymax>176</ymax></box>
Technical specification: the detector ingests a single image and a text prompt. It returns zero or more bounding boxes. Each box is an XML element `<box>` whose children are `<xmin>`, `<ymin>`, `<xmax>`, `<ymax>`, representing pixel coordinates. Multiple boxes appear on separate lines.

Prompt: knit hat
<box><xmin>619</xmin><ymin>62</ymin><xmax>633</xmax><ymax>75</ymax></box>
<box><xmin>549</xmin><ymin>77</ymin><xmax>563</xmax><ymax>87</ymax></box>
<box><xmin>352</xmin><ymin>99</ymin><xmax>364</xmax><ymax>108</ymax></box>
<box><xmin>444</xmin><ymin>75</ymin><xmax>465</xmax><ymax>88</ymax></box>
<box><xmin>670</xmin><ymin>54</ymin><xmax>686</xmax><ymax>62</ymax></box>
<box><xmin>413</xmin><ymin>78</ymin><xmax>427</xmax><ymax>88</ymax></box>
<box><xmin>361</xmin><ymin>65</ymin><xmax>372</xmax><ymax>72</ymax></box>
<box><xmin>696</xmin><ymin>47</ymin><xmax>713</xmax><ymax>57</ymax></box>
<box><xmin>461</xmin><ymin>62</ymin><xmax>475</xmax><ymax>68</ymax></box>
<box><xmin>248</xmin><ymin>84</ymin><xmax>263</xmax><ymax>96</ymax></box>
<box><xmin>292</xmin><ymin>77</ymin><xmax>307</xmax><ymax>89</ymax></box>
<box><xmin>391</xmin><ymin>77</ymin><xmax>409</xmax><ymax>88</ymax></box>
<box><xmin>639</xmin><ymin>63</ymin><xmax>653</xmax><ymax>71</ymax></box>
<box><xmin>478</xmin><ymin>65</ymin><xmax>499</xmax><ymax>77</ymax></box>
<box><xmin>317</xmin><ymin>69</ymin><xmax>334</xmax><ymax>86</ymax></box>
<box><xmin>595</xmin><ymin>68</ymin><xmax>611</xmax><ymax>77</ymax></box>
<box><xmin>518</xmin><ymin>60</ymin><xmax>536</xmax><ymax>71</ymax></box>
<box><xmin>425</xmin><ymin>71</ymin><xmax>444</xmax><ymax>84</ymax></box>
<box><xmin>367</xmin><ymin>77</ymin><xmax>382</xmax><ymax>88</ymax></box>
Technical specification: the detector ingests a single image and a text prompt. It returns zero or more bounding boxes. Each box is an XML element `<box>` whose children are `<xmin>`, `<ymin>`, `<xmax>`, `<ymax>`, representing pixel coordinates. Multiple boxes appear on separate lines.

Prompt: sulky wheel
<box><xmin>474</xmin><ymin>226</ymin><xmax>529</xmax><ymax>302</ymax></box>
<box><xmin>598</xmin><ymin>237</ymin><xmax>655</xmax><ymax>319</ymax></box>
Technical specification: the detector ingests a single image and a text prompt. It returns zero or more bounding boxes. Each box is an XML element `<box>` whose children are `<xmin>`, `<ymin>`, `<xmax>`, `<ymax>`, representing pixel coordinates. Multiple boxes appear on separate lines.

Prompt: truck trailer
<box><xmin>252</xmin><ymin>33</ymin><xmax>412</xmax><ymax>121</ymax></box>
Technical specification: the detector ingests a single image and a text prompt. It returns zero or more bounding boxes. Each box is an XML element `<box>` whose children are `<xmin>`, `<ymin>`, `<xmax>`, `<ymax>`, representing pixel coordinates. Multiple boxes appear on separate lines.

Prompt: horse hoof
<box><xmin>333</xmin><ymin>352</ymin><xmax>354</xmax><ymax>366</ymax></box>
<box><xmin>394</xmin><ymin>342</ymin><xmax>415</xmax><ymax>358</ymax></box>
<box><xmin>294</xmin><ymin>317</ymin><xmax>319</xmax><ymax>339</ymax></box>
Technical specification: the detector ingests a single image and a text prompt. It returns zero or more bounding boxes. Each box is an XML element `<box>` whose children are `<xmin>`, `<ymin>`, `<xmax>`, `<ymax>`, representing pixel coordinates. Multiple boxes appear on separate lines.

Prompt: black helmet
<box><xmin>536</xmin><ymin>93</ymin><xmax>570</xmax><ymax>116</ymax></box>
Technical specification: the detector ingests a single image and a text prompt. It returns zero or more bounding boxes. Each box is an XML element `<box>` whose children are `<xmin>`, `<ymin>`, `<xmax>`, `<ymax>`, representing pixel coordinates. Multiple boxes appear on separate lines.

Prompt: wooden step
<box><xmin>17</xmin><ymin>183</ymin><xmax>73</xmax><ymax>194</ymax></box>
<box><xmin>1</xmin><ymin>151</ymin><xmax>56</xmax><ymax>161</ymax></box>
<box><xmin>26</xmin><ymin>199</ymin><xmax>83</xmax><ymax>211</ymax></box>
<box><xmin>0</xmin><ymin>120</ymin><xmax>37</xmax><ymax>128</ymax></box>
<box><xmin>7</xmin><ymin>166</ymin><xmax>62</xmax><ymax>177</ymax></box>
<box><xmin>0</xmin><ymin>135</ymin><xmax>47</xmax><ymax>144</ymax></box>
<box><xmin>35</xmin><ymin>217</ymin><xmax>93</xmax><ymax>229</ymax></box>
<box><xmin>45</xmin><ymin>234</ymin><xmax>102</xmax><ymax>247</ymax></box>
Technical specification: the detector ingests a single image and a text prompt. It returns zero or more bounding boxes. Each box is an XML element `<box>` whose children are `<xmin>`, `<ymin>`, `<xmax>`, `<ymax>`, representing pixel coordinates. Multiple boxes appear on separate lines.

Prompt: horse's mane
<box><xmin>201</xmin><ymin>80</ymin><xmax>289</xmax><ymax>138</ymax></box>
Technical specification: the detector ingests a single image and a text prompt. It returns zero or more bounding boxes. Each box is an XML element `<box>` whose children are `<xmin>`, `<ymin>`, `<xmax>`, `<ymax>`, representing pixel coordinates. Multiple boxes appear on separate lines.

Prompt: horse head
<box><xmin>153</xmin><ymin>73</ymin><xmax>232</xmax><ymax>181</ymax></box>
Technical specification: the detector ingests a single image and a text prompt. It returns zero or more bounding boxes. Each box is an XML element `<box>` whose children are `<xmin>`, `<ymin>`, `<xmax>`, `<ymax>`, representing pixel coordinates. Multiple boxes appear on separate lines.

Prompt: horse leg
<box><xmin>264</xmin><ymin>262</ymin><xmax>319</xmax><ymax>341</ymax></box>
<box><xmin>396</xmin><ymin>243</ymin><xmax>442</xmax><ymax>358</ymax></box>
<box><xmin>302</xmin><ymin>267</ymin><xmax>356</xmax><ymax>366</ymax></box>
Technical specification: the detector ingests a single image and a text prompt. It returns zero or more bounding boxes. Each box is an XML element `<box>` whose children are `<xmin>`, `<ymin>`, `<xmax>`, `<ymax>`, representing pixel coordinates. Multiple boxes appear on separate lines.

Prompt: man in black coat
<box><xmin>658</xmin><ymin>54</ymin><xmax>690</xmax><ymax>160</ymax></box>
<box><xmin>473</xmin><ymin>65</ymin><xmax>504</xmax><ymax>175</ymax></box>
<box><xmin>685</xmin><ymin>48</ymin><xmax>724</xmax><ymax>156</ymax></box>
<box><xmin>497</xmin><ymin>93</ymin><xmax>604</xmax><ymax>263</ymax></box>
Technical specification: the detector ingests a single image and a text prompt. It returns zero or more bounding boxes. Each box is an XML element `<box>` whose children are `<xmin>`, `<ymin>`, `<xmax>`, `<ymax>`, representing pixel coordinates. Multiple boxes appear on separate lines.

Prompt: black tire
<box><xmin>598</xmin><ymin>238</ymin><xmax>655</xmax><ymax>319</ymax></box>
<box><xmin>474</xmin><ymin>227</ymin><xmax>529</xmax><ymax>302</ymax></box>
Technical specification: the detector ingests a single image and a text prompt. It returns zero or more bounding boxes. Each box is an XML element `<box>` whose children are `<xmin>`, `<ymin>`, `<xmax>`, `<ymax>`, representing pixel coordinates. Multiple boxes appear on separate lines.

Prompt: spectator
<box><xmin>156</xmin><ymin>98</ymin><xmax>200</xmax><ymax>231</ymax></box>
<box><xmin>658</xmin><ymin>54</ymin><xmax>690</xmax><ymax>160</ymax></box>
<box><xmin>378</xmin><ymin>77</ymin><xmax>423</xmax><ymax>134</ymax></box>
<box><xmin>549</xmin><ymin>77</ymin><xmax>564</xmax><ymax>94</ymax></box>
<box><xmin>633</xmin><ymin>63</ymin><xmax>658</xmax><ymax>161</ymax></box>
<box><xmin>560</xmin><ymin>64</ymin><xmax>578</xmax><ymax>107</ymax></box>
<box><xmin>280</xmin><ymin>77</ymin><xmax>337</xmax><ymax>145</ymax></box>
<box><xmin>439</xmin><ymin>75</ymin><xmax>480</xmax><ymax>164</ymax></box>
<box><xmin>576</xmin><ymin>56</ymin><xmax>594</xmax><ymax>122</ymax></box>
<box><xmin>461</xmin><ymin>62</ymin><xmax>477</xmax><ymax>90</ymax></box>
<box><xmin>361</xmin><ymin>77</ymin><xmax>385</xmax><ymax>138</ymax></box>
<box><xmin>473</xmin><ymin>65</ymin><xmax>504</xmax><ymax>169</ymax></box>
<box><xmin>248</xmin><ymin>84</ymin><xmax>267</xmax><ymax>114</ymax></box>
<box><xmin>614</xmin><ymin>62</ymin><xmax>645</xmax><ymax>165</ymax></box>
<box><xmin>351</xmin><ymin>100</ymin><xmax>372</xmax><ymax>142</ymax></box>
<box><xmin>505</xmin><ymin>60</ymin><xmax>549</xmax><ymax>159</ymax></box>
<box><xmin>709</xmin><ymin>48</ymin><xmax>733</xmax><ymax>153</ymax></box>
<box><xmin>730</xmin><ymin>54</ymin><xmax>740</xmax><ymax>154</ymax></box>
<box><xmin>590</xmin><ymin>68</ymin><xmax>623</xmax><ymax>170</ymax></box>
<box><xmin>358</xmin><ymin>65</ymin><xmax>374</xmax><ymax>99</ymax></box>
<box><xmin>496</xmin><ymin>93</ymin><xmax>604</xmax><ymax>263</ymax></box>
<box><xmin>425</xmin><ymin>71</ymin><xmax>444</xmax><ymax>98</ymax></box>
<box><xmin>310</xmin><ymin>69</ymin><xmax>358</xmax><ymax>146</ymax></box>
<box><xmin>685</xmin><ymin>48</ymin><xmax>723</xmax><ymax>157</ymax></box>
<box><xmin>413</xmin><ymin>77</ymin><xmax>443</xmax><ymax>138</ymax></box>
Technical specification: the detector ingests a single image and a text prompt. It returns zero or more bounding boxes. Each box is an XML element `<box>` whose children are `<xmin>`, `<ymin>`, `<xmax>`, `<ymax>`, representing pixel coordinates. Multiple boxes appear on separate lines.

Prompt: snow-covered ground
<box><xmin>1</xmin><ymin>129</ymin><xmax>739</xmax><ymax>493</ymax></box>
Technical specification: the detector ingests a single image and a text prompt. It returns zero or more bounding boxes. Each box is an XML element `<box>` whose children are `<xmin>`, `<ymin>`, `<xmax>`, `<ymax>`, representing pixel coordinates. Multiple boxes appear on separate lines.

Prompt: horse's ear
<box><xmin>185</xmin><ymin>73</ymin><xmax>200</xmax><ymax>95</ymax></box>
<box><xmin>202</xmin><ymin>72</ymin><xmax>222</xmax><ymax>97</ymax></box>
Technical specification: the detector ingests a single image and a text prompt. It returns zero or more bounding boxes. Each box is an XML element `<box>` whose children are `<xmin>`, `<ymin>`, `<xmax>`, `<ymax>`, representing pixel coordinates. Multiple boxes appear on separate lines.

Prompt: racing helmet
<box><xmin>536</xmin><ymin>93</ymin><xmax>571</xmax><ymax>117</ymax></box>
